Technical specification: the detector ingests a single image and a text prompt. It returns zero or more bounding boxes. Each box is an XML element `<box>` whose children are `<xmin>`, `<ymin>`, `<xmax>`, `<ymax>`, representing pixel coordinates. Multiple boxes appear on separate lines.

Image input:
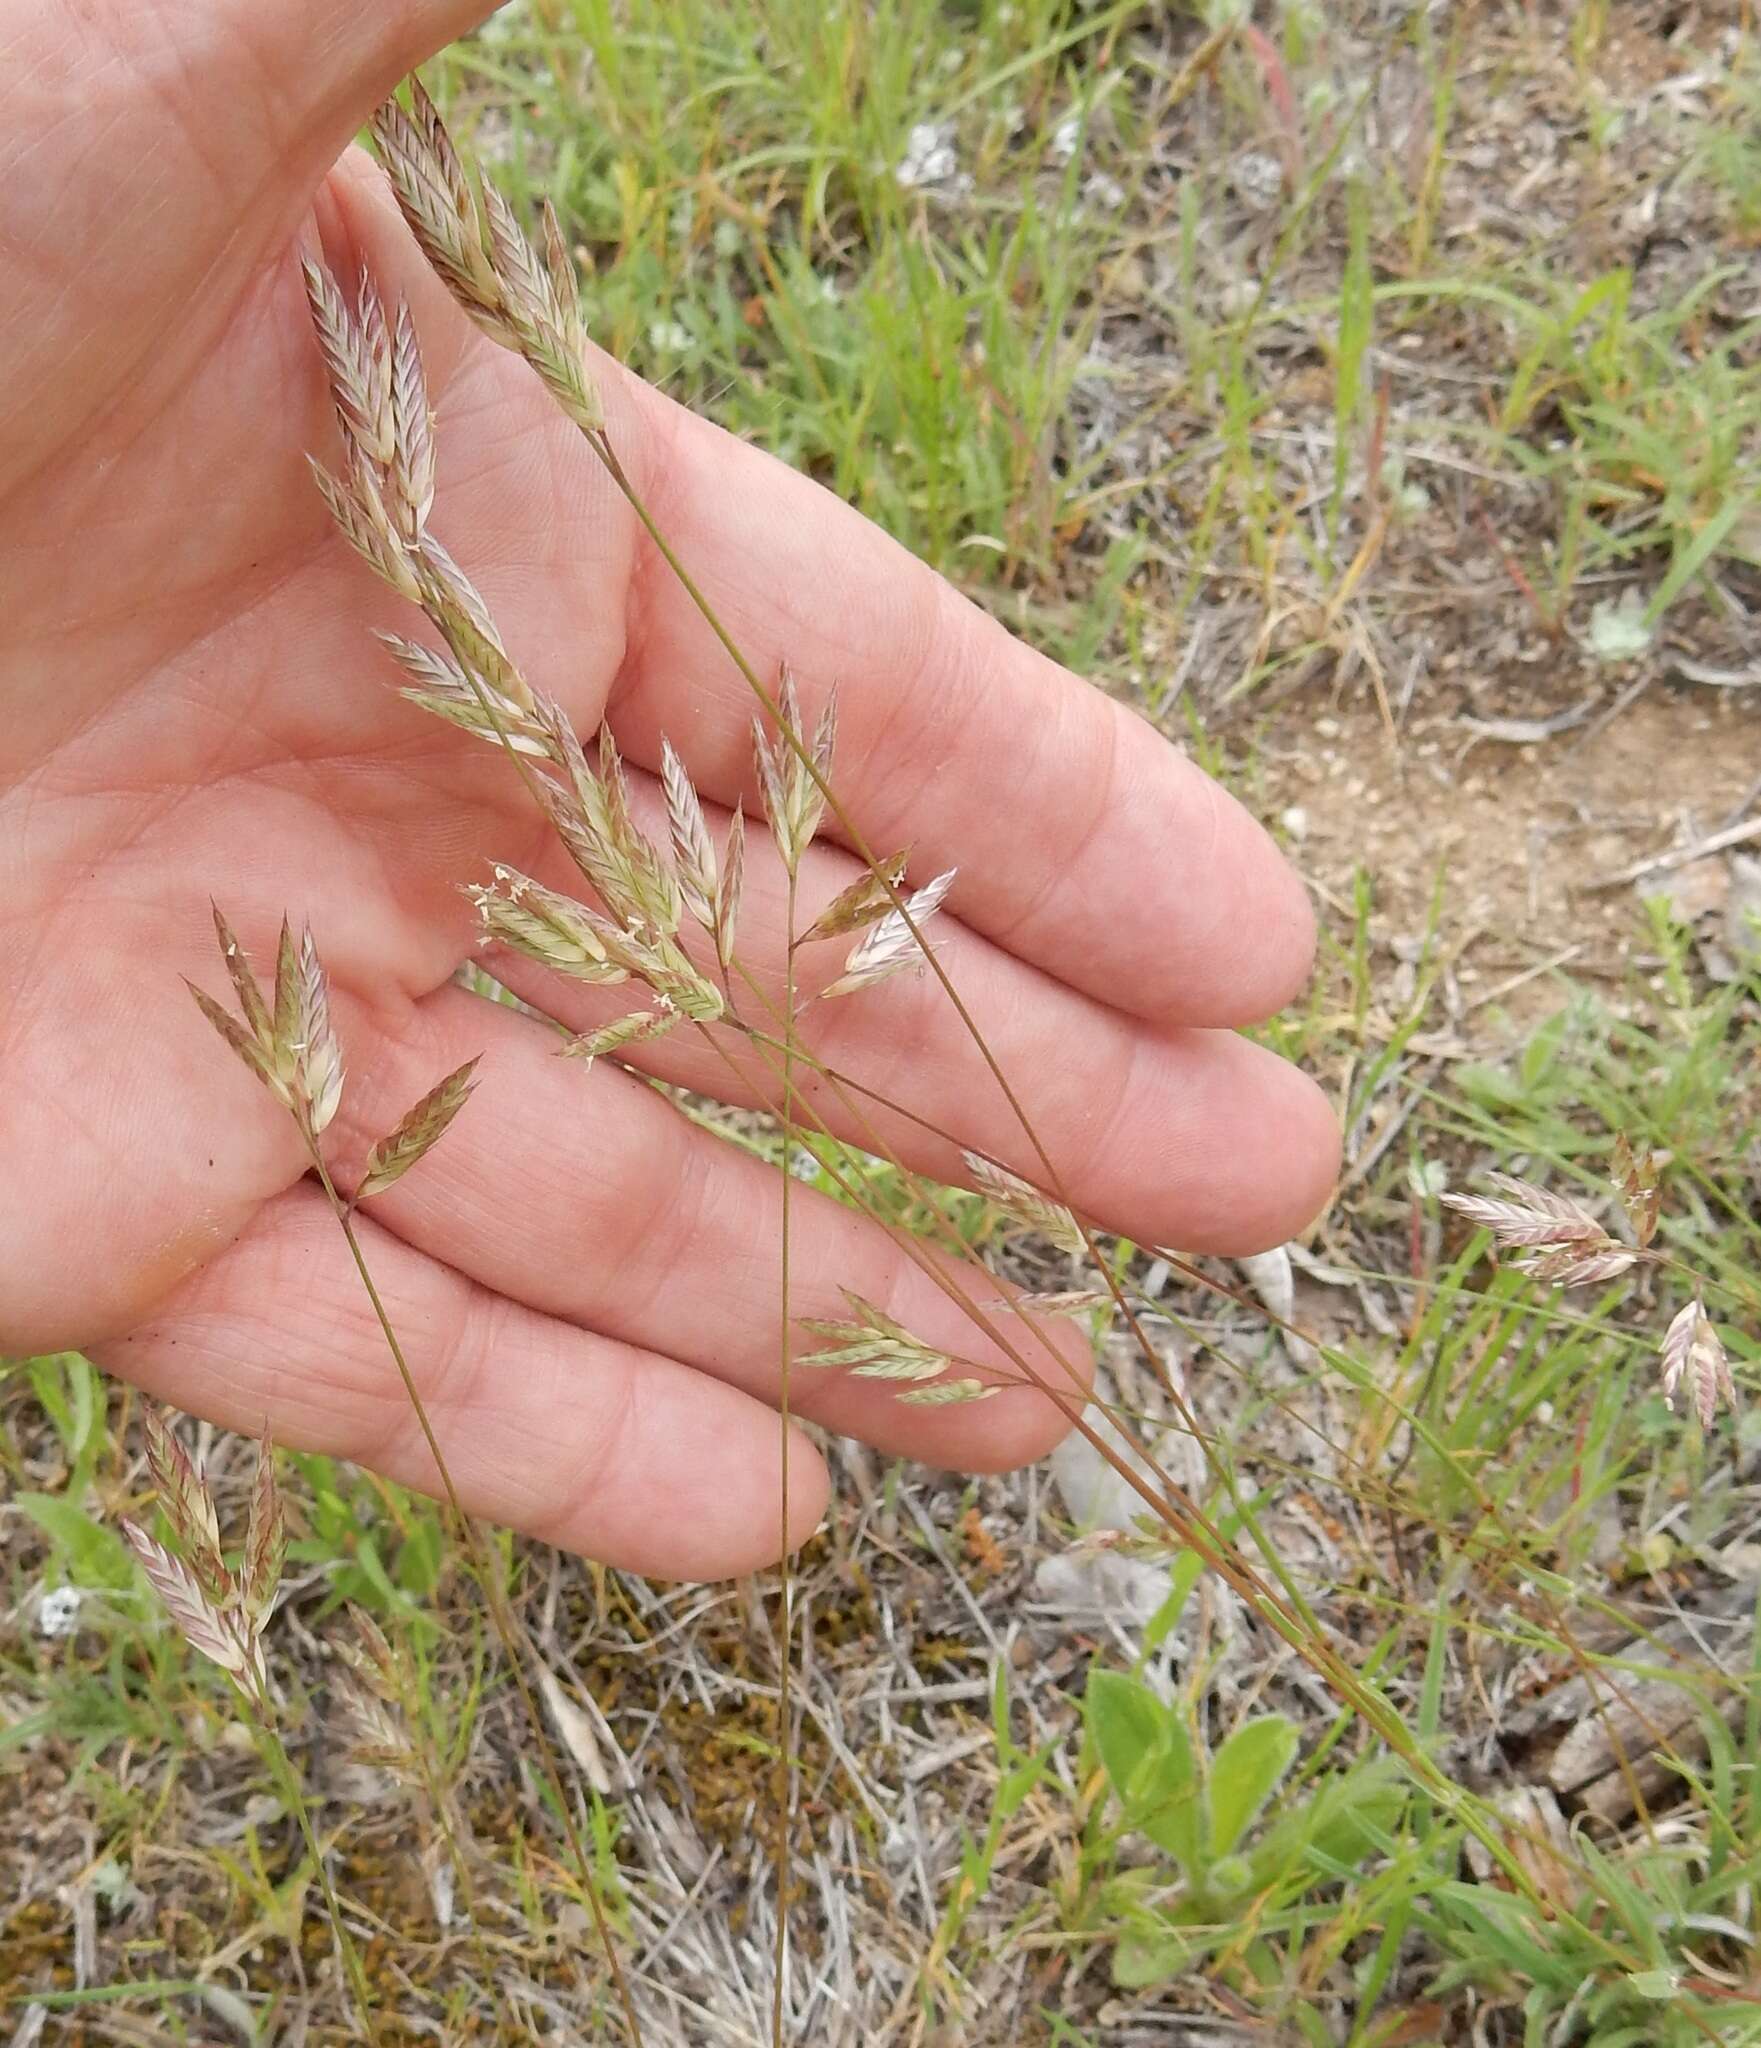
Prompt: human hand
<box><xmin>0</xmin><ymin>1</ymin><xmax>1337</xmax><ymax>1578</ymax></box>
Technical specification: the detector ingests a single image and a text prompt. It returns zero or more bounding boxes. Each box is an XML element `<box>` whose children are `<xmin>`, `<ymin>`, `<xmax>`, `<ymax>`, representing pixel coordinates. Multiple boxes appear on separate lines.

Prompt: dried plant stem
<box><xmin>303</xmin><ymin>1147</ymin><xmax>643</xmax><ymax>2047</ymax></box>
<box><xmin>678</xmin><ymin>1021</ymin><xmax>1616</xmax><ymax>1932</ymax></box>
<box><xmin>247</xmin><ymin>1702</ymin><xmax>381</xmax><ymax>2035</ymax></box>
<box><xmin>585</xmin><ymin>429</ymin><xmax>1128</xmax><ymax>1332</ymax></box>
<box><xmin>771</xmin><ymin>868</ymin><xmax>799</xmax><ymax>2048</ymax></box>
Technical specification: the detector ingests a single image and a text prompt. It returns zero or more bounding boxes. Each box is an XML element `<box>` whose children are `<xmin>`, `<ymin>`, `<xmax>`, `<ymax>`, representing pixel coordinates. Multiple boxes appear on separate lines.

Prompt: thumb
<box><xmin>0</xmin><ymin>0</ymin><xmax>497</xmax><ymax>473</ymax></box>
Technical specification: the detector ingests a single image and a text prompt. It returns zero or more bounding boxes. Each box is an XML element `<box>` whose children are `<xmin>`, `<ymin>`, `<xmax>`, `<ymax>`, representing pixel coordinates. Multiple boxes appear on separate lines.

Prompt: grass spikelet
<box><xmin>356</xmin><ymin>1059</ymin><xmax>482</xmax><ymax>1202</ymax></box>
<box><xmin>753</xmin><ymin>666</ymin><xmax>835</xmax><ymax>875</ymax></box>
<box><xmin>799</xmin><ymin>850</ymin><xmax>912</xmax><ymax>945</ymax></box>
<box><xmin>716</xmin><ymin>804</ymin><xmax>746</xmax><ymax>974</ymax></box>
<box><xmin>239</xmin><ymin>1433</ymin><xmax>287</xmax><ymax>1635</ymax></box>
<box><xmin>188</xmin><ymin>911</ymin><xmax>346</xmax><ymax>1137</ymax></box>
<box><xmin>796</xmin><ymin>1292</ymin><xmax>955</xmax><ymax>1385</ymax></box>
<box><xmin>1660</xmin><ymin>1300</ymin><xmax>1736</xmax><ymax>1426</ymax></box>
<box><xmin>962</xmin><ymin>1149</ymin><xmax>1089</xmax><ymax>1259</ymax></box>
<box><xmin>377</xmin><ymin>634</ymin><xmax>556</xmax><ymax>757</ymax></box>
<box><xmin>1440</xmin><ymin>1172</ymin><xmax>1608</xmax><ymax>1250</ymax></box>
<box><xmin>558</xmin><ymin>1007</ymin><xmax>679</xmax><ymax>1067</ymax></box>
<box><xmin>141</xmin><ymin>1407</ymin><xmax>226</xmax><ymax>1605</ymax></box>
<box><xmin>121</xmin><ymin>1522</ymin><xmax>261</xmax><ymax>1690</ymax></box>
<box><xmin>819</xmin><ymin>869</ymin><xmax>956</xmax><ymax>999</ymax></box>
<box><xmin>896</xmin><ymin>1378</ymin><xmax>999</xmax><ymax>1406</ymax></box>
<box><xmin>370</xmin><ymin>82</ymin><xmax>504</xmax><ymax>333</ymax></box>
<box><xmin>662</xmin><ymin>739</ymin><xmax>719</xmax><ymax>935</ymax></box>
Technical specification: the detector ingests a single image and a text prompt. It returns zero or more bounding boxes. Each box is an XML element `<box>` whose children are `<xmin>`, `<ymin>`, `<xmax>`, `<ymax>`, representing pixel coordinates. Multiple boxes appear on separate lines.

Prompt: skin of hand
<box><xmin>0</xmin><ymin>1</ymin><xmax>1339</xmax><ymax>1580</ymax></box>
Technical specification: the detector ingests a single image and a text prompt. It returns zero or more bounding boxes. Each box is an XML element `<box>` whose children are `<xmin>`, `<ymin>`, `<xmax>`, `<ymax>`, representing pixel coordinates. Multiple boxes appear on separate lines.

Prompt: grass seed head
<box><xmin>799</xmin><ymin>850</ymin><xmax>912</xmax><ymax>945</ymax></box>
<box><xmin>819</xmin><ymin>869</ymin><xmax>956</xmax><ymax>999</ymax></box>
<box><xmin>356</xmin><ymin>1059</ymin><xmax>482</xmax><ymax>1201</ymax></box>
<box><xmin>142</xmin><ymin>1408</ymin><xmax>227</xmax><ymax>1606</ymax></box>
<box><xmin>559</xmin><ymin>1005</ymin><xmax>680</xmax><ymax>1068</ymax></box>
<box><xmin>662</xmin><ymin>739</ymin><xmax>719</xmax><ymax>936</ymax></box>
<box><xmin>716</xmin><ymin>804</ymin><xmax>746</xmax><ymax>971</ymax></box>
<box><xmin>1660</xmin><ymin>1300</ymin><xmax>1736</xmax><ymax>1427</ymax></box>
<box><xmin>962</xmin><ymin>1149</ymin><xmax>1089</xmax><ymax>1260</ymax></box>
<box><xmin>189</xmin><ymin>910</ymin><xmax>345</xmax><ymax>1138</ymax></box>
<box><xmin>121</xmin><ymin>1520</ymin><xmax>264</xmax><ymax>1698</ymax></box>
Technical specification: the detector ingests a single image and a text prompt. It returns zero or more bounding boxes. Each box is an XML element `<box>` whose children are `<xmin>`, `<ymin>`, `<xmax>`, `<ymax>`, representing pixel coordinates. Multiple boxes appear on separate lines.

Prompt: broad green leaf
<box><xmin>1208</xmin><ymin>1714</ymin><xmax>1298</xmax><ymax>1858</ymax></box>
<box><xmin>1112</xmin><ymin>1922</ymin><xmax>1191</xmax><ymax>1990</ymax></box>
<box><xmin>1085</xmin><ymin>1670</ymin><xmax>1167</xmax><ymax>1808</ymax></box>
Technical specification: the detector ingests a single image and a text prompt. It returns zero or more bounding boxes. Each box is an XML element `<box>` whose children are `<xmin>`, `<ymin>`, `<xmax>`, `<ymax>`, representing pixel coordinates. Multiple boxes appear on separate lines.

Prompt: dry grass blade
<box><xmin>962</xmin><ymin>1149</ymin><xmax>1089</xmax><ymax>1260</ymax></box>
<box><xmin>356</xmin><ymin>1058</ymin><xmax>481</xmax><ymax>1201</ymax></box>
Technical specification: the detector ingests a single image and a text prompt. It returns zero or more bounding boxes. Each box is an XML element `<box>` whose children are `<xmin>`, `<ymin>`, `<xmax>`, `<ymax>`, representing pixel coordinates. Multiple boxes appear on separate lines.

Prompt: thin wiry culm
<box><xmin>962</xmin><ymin>1149</ymin><xmax>1088</xmax><ymax>1260</ymax></box>
<box><xmin>1660</xmin><ymin>1300</ymin><xmax>1736</xmax><ymax>1427</ymax></box>
<box><xmin>819</xmin><ymin>869</ymin><xmax>956</xmax><ymax>1000</ymax></box>
<box><xmin>356</xmin><ymin>1059</ymin><xmax>482</xmax><ymax>1202</ymax></box>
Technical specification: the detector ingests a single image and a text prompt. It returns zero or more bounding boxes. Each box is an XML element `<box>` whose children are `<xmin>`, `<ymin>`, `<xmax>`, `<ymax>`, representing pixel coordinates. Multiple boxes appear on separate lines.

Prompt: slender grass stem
<box><xmin>246</xmin><ymin>1698</ymin><xmax>380</xmax><ymax>2038</ymax></box>
<box><xmin>304</xmin><ymin>1144</ymin><xmax>645</xmax><ymax>2048</ymax></box>
<box><xmin>772</xmin><ymin>867</ymin><xmax>799</xmax><ymax>2047</ymax></box>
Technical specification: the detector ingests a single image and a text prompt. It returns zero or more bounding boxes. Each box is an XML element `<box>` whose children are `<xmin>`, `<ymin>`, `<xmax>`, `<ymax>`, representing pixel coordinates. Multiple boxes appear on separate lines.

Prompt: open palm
<box><xmin>0</xmin><ymin>0</ymin><xmax>1337</xmax><ymax>1578</ymax></box>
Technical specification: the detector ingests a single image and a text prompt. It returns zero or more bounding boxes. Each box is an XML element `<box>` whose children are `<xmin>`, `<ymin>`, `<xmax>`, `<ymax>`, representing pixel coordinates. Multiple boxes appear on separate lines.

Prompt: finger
<box><xmin>324</xmin><ymin>157</ymin><xmax>1315</xmax><ymax>1032</ymax></box>
<box><xmin>332</xmin><ymin>984</ymin><xmax>1093</xmax><ymax>1472</ymax></box>
<box><xmin>479</xmin><ymin>764</ymin><xmax>1340</xmax><ymax>1258</ymax></box>
<box><xmin>95</xmin><ymin>1179</ymin><xmax>828</xmax><ymax>1580</ymax></box>
<box><xmin>1</xmin><ymin>2</ymin><xmax>491</xmax><ymax>467</ymax></box>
